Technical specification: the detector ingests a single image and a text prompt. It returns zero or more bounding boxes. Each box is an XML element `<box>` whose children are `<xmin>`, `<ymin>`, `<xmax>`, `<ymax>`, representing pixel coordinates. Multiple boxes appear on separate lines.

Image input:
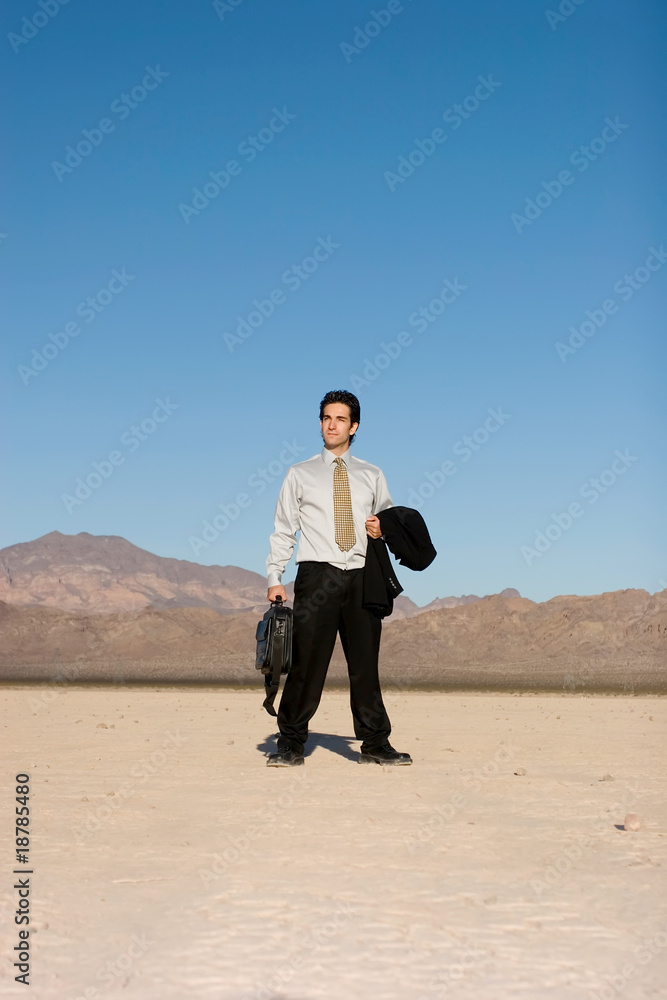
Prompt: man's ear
<box><xmin>350</xmin><ymin>422</ymin><xmax>359</xmax><ymax>436</ymax></box>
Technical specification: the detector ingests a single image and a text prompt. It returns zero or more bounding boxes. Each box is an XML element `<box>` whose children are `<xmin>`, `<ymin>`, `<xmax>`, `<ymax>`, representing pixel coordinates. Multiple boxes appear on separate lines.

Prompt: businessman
<box><xmin>265</xmin><ymin>389</ymin><xmax>412</xmax><ymax>767</ymax></box>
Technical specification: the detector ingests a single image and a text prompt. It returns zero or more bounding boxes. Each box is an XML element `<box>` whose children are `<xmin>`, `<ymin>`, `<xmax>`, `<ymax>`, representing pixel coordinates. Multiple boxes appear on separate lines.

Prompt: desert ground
<box><xmin>1</xmin><ymin>685</ymin><xmax>666</xmax><ymax>1000</ymax></box>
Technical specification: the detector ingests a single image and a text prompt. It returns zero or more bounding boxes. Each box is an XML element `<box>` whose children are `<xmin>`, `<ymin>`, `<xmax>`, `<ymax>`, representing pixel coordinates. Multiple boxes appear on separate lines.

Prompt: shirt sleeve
<box><xmin>266</xmin><ymin>466</ymin><xmax>300</xmax><ymax>587</ymax></box>
<box><xmin>373</xmin><ymin>469</ymin><xmax>394</xmax><ymax>515</ymax></box>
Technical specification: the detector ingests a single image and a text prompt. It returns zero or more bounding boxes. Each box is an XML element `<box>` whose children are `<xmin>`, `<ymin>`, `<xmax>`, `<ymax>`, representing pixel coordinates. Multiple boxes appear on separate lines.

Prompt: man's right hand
<box><xmin>267</xmin><ymin>585</ymin><xmax>288</xmax><ymax>603</ymax></box>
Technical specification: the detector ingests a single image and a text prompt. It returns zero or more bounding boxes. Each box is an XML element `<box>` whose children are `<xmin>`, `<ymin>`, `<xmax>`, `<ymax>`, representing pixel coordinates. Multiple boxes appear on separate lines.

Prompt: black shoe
<box><xmin>359</xmin><ymin>742</ymin><xmax>412</xmax><ymax>765</ymax></box>
<box><xmin>266</xmin><ymin>747</ymin><xmax>304</xmax><ymax>767</ymax></box>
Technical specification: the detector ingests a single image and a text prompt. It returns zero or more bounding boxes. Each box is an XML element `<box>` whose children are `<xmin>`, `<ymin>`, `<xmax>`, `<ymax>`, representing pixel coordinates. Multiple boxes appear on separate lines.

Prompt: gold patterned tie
<box><xmin>333</xmin><ymin>457</ymin><xmax>356</xmax><ymax>551</ymax></box>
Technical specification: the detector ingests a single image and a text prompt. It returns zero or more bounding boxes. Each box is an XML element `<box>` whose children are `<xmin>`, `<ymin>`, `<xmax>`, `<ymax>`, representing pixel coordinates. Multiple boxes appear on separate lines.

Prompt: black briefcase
<box><xmin>255</xmin><ymin>596</ymin><xmax>293</xmax><ymax>716</ymax></box>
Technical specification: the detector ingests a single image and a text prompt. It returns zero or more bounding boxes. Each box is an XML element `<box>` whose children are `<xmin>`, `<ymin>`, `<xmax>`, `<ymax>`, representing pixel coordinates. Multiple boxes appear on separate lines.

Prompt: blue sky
<box><xmin>2</xmin><ymin>0</ymin><xmax>665</xmax><ymax>606</ymax></box>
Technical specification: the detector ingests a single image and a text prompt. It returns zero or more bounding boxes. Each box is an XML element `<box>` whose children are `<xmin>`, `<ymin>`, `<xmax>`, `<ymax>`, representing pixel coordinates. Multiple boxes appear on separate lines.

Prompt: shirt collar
<box><xmin>321</xmin><ymin>446</ymin><xmax>351</xmax><ymax>466</ymax></box>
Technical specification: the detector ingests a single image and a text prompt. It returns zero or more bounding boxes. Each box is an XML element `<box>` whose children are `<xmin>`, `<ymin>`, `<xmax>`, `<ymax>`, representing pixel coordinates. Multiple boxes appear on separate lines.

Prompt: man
<box><xmin>265</xmin><ymin>389</ymin><xmax>412</xmax><ymax>767</ymax></box>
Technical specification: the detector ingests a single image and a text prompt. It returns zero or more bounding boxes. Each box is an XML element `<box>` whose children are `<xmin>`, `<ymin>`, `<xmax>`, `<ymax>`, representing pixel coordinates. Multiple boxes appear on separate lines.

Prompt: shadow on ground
<box><xmin>257</xmin><ymin>731</ymin><xmax>359</xmax><ymax>761</ymax></box>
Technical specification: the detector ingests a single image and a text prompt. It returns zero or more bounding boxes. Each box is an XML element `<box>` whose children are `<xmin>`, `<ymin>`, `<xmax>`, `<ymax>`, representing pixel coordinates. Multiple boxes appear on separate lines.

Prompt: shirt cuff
<box><xmin>267</xmin><ymin>571</ymin><xmax>282</xmax><ymax>588</ymax></box>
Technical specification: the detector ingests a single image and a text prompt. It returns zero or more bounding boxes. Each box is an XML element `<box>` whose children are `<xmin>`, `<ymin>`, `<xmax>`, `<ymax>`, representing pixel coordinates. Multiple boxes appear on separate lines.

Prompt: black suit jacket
<box><xmin>362</xmin><ymin>506</ymin><xmax>437</xmax><ymax>619</ymax></box>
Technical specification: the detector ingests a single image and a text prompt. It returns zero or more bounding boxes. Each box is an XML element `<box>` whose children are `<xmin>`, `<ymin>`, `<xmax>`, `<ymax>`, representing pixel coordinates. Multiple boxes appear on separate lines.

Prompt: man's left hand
<box><xmin>365</xmin><ymin>515</ymin><xmax>382</xmax><ymax>539</ymax></box>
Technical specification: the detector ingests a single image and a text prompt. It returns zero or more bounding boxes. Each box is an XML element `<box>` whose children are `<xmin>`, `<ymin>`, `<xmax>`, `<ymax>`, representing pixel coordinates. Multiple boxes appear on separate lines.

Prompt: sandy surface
<box><xmin>1</xmin><ymin>685</ymin><xmax>666</xmax><ymax>1000</ymax></box>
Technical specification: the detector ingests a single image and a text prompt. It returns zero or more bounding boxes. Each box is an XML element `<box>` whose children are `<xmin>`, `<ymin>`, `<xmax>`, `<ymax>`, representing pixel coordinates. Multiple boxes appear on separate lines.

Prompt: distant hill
<box><xmin>2</xmin><ymin>532</ymin><xmax>663</xmax><ymax>691</ymax></box>
<box><xmin>0</xmin><ymin>531</ymin><xmax>288</xmax><ymax>614</ymax></box>
<box><xmin>0</xmin><ymin>590</ymin><xmax>664</xmax><ymax>692</ymax></box>
<box><xmin>0</xmin><ymin>531</ymin><xmax>515</xmax><ymax>617</ymax></box>
<box><xmin>414</xmin><ymin>588</ymin><xmax>521</xmax><ymax>615</ymax></box>
<box><xmin>374</xmin><ymin>588</ymin><xmax>666</xmax><ymax>690</ymax></box>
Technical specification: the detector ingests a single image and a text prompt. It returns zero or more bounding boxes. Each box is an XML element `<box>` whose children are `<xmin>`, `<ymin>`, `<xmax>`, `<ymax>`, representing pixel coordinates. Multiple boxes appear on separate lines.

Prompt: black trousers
<box><xmin>277</xmin><ymin>561</ymin><xmax>391</xmax><ymax>754</ymax></box>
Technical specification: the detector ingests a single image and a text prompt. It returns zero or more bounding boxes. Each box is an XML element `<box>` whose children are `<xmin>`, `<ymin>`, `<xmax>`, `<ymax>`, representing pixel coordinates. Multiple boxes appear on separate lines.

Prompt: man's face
<box><xmin>320</xmin><ymin>403</ymin><xmax>359</xmax><ymax>449</ymax></box>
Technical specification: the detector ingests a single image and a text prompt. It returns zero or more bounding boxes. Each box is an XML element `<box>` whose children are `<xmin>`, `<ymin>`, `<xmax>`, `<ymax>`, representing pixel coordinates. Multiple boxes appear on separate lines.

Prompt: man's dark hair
<box><xmin>319</xmin><ymin>390</ymin><xmax>361</xmax><ymax>444</ymax></box>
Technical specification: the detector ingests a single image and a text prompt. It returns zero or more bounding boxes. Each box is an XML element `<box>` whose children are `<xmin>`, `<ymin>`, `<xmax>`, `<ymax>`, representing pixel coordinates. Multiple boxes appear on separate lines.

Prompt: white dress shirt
<box><xmin>266</xmin><ymin>446</ymin><xmax>394</xmax><ymax>586</ymax></box>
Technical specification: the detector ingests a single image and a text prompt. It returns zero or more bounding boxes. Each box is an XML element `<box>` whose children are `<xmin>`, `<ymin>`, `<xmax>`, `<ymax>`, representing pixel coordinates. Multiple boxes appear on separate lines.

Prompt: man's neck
<box><xmin>324</xmin><ymin>443</ymin><xmax>350</xmax><ymax>458</ymax></box>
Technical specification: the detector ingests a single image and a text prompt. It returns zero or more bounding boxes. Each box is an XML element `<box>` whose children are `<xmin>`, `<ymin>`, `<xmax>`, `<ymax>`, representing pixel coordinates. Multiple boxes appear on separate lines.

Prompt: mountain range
<box><xmin>1</xmin><ymin>532</ymin><xmax>664</xmax><ymax>691</ymax></box>
<box><xmin>0</xmin><ymin>530</ymin><xmax>518</xmax><ymax>617</ymax></box>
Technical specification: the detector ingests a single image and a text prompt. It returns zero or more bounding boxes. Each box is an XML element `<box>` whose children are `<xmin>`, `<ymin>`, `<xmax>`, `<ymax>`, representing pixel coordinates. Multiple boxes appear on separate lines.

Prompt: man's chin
<box><xmin>322</xmin><ymin>433</ymin><xmax>347</xmax><ymax>447</ymax></box>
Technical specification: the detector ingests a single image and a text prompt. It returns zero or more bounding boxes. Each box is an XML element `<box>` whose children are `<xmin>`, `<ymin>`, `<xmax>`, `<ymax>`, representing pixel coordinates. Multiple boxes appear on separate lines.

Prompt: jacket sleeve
<box><xmin>266</xmin><ymin>466</ymin><xmax>300</xmax><ymax>587</ymax></box>
<box><xmin>372</xmin><ymin>469</ymin><xmax>393</xmax><ymax>515</ymax></box>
